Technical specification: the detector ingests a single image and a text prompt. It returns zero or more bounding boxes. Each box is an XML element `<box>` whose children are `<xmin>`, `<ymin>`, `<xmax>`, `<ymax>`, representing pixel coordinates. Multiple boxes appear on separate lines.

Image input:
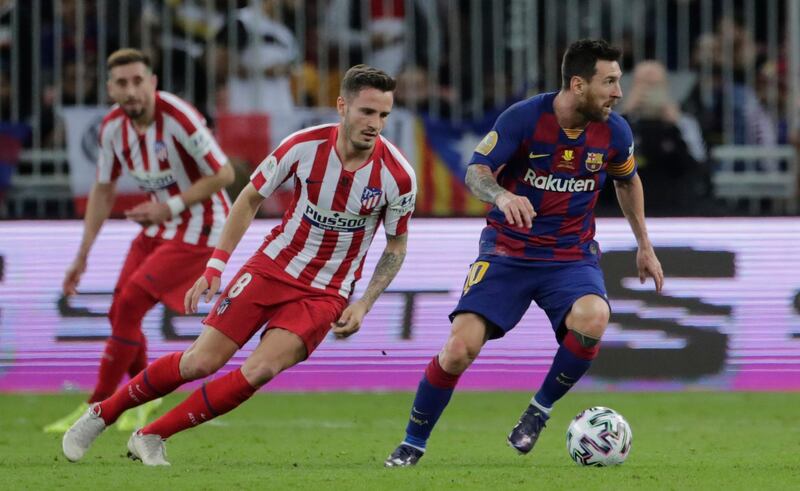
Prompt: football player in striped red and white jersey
<box><xmin>46</xmin><ymin>49</ymin><xmax>234</xmax><ymax>435</ymax></box>
<box><xmin>63</xmin><ymin>65</ymin><xmax>417</xmax><ymax>465</ymax></box>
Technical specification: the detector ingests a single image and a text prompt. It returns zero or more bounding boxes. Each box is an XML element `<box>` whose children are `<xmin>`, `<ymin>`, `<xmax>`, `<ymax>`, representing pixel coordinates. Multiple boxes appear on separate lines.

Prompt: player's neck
<box><xmin>336</xmin><ymin>135</ymin><xmax>373</xmax><ymax>171</ymax></box>
<box><xmin>553</xmin><ymin>91</ymin><xmax>589</xmax><ymax>130</ymax></box>
<box><xmin>130</xmin><ymin>104</ymin><xmax>156</xmax><ymax>134</ymax></box>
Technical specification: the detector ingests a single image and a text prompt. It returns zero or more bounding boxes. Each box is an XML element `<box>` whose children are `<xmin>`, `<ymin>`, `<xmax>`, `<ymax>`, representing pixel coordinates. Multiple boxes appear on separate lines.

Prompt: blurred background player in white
<box><xmin>45</xmin><ymin>48</ymin><xmax>234</xmax><ymax>434</ymax></box>
<box><xmin>62</xmin><ymin>64</ymin><xmax>417</xmax><ymax>466</ymax></box>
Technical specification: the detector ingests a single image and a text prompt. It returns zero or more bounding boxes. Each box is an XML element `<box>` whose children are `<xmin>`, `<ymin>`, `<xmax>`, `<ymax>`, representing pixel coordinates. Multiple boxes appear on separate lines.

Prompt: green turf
<box><xmin>1</xmin><ymin>392</ymin><xmax>798</xmax><ymax>490</ymax></box>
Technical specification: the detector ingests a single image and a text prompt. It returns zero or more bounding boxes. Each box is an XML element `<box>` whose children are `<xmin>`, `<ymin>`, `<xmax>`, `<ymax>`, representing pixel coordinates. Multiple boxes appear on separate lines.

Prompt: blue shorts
<box><xmin>449</xmin><ymin>255</ymin><xmax>609</xmax><ymax>342</ymax></box>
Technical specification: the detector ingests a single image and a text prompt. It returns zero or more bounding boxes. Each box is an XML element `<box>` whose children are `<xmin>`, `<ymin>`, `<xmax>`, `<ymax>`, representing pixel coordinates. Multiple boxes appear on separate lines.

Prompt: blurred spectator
<box><xmin>217</xmin><ymin>0</ymin><xmax>299</xmax><ymax>116</ymax></box>
<box><xmin>394</xmin><ymin>64</ymin><xmax>452</xmax><ymax>119</ymax></box>
<box><xmin>621</xmin><ymin>60</ymin><xmax>711</xmax><ymax>215</ymax></box>
<box><xmin>324</xmin><ymin>0</ymin><xmax>440</xmax><ymax>77</ymax></box>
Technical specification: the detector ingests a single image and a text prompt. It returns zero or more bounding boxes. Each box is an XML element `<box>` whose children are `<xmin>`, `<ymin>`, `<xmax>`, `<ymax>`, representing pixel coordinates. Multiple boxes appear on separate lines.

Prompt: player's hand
<box><xmin>125</xmin><ymin>201</ymin><xmax>172</xmax><ymax>227</ymax></box>
<box><xmin>331</xmin><ymin>300</ymin><xmax>369</xmax><ymax>339</ymax></box>
<box><xmin>184</xmin><ymin>275</ymin><xmax>221</xmax><ymax>314</ymax></box>
<box><xmin>495</xmin><ymin>191</ymin><xmax>536</xmax><ymax>229</ymax></box>
<box><xmin>636</xmin><ymin>245</ymin><xmax>664</xmax><ymax>294</ymax></box>
<box><xmin>63</xmin><ymin>256</ymin><xmax>87</xmax><ymax>296</ymax></box>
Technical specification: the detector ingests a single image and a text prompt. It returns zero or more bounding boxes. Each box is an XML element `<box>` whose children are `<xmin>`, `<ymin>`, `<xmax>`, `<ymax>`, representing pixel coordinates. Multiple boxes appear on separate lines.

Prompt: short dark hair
<box><xmin>341</xmin><ymin>64</ymin><xmax>396</xmax><ymax>99</ymax></box>
<box><xmin>107</xmin><ymin>48</ymin><xmax>151</xmax><ymax>72</ymax></box>
<box><xmin>561</xmin><ymin>39</ymin><xmax>621</xmax><ymax>89</ymax></box>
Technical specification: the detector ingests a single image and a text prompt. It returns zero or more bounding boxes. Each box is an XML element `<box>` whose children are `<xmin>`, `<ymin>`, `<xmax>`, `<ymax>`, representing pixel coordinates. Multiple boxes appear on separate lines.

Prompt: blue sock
<box><xmin>403</xmin><ymin>356</ymin><xmax>459</xmax><ymax>449</ymax></box>
<box><xmin>534</xmin><ymin>343</ymin><xmax>593</xmax><ymax>409</ymax></box>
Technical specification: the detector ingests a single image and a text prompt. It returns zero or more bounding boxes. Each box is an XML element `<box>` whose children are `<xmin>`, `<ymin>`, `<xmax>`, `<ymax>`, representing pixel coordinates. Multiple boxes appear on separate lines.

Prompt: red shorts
<box><xmin>116</xmin><ymin>233</ymin><xmax>213</xmax><ymax>312</ymax></box>
<box><xmin>203</xmin><ymin>253</ymin><xmax>348</xmax><ymax>357</ymax></box>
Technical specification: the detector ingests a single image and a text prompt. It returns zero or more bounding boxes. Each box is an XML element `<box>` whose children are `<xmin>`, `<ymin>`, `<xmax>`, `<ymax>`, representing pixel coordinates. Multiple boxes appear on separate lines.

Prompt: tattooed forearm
<box><xmin>465</xmin><ymin>165</ymin><xmax>505</xmax><ymax>203</ymax></box>
<box><xmin>360</xmin><ymin>238</ymin><xmax>407</xmax><ymax>309</ymax></box>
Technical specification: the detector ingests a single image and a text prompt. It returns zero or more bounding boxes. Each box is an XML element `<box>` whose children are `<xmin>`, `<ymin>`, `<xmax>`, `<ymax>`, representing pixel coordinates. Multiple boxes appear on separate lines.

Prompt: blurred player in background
<box><xmin>62</xmin><ymin>64</ymin><xmax>417</xmax><ymax>466</ymax></box>
<box><xmin>44</xmin><ymin>48</ymin><xmax>234</xmax><ymax>433</ymax></box>
<box><xmin>385</xmin><ymin>39</ymin><xmax>664</xmax><ymax>467</ymax></box>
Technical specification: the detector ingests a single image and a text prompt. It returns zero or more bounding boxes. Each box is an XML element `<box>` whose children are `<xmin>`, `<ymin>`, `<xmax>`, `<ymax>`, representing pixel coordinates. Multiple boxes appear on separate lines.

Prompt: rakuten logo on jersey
<box><xmin>523</xmin><ymin>169</ymin><xmax>596</xmax><ymax>192</ymax></box>
<box><xmin>303</xmin><ymin>203</ymin><xmax>368</xmax><ymax>233</ymax></box>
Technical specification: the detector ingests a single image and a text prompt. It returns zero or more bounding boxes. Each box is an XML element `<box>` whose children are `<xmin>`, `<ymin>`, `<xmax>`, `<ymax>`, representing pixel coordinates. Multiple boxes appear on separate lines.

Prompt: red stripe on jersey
<box><xmin>158</xmin><ymin>95</ymin><xmax>199</xmax><ymax>135</ymax></box>
<box><xmin>216</xmin><ymin>190</ymin><xmax>230</xmax><ymax>216</ymax></box>
<box><xmin>273</xmin><ymin>143</ymin><xmax>329</xmax><ymax>268</ymax></box>
<box><xmin>494</xmin><ymin>230</ymin><xmax>527</xmax><ymax>257</ymax></box>
<box><xmin>138</xmin><ymin>133</ymin><xmax>150</xmax><ymax>172</ymax></box>
<box><xmin>262</xmin><ymin>169</ymin><xmax>301</xmax><ymax>250</ymax></box>
<box><xmin>251</xmin><ymin>172</ymin><xmax>267</xmax><ymax>190</ymax></box>
<box><xmin>532</xmin><ymin>112</ymin><xmax>560</xmax><ymax>145</ymax></box>
<box><xmin>272</xmin><ymin>125</ymin><xmax>335</xmax><ymax>162</ymax></box>
<box><xmin>552</xmin><ymin>246</ymin><xmax>582</xmax><ymax>261</ymax></box>
<box><xmin>381</xmin><ymin>147</ymin><xmax>413</xmax><ymax>195</ymax></box>
<box><xmin>394</xmin><ymin>212</ymin><xmax>411</xmax><ymax>236</ymax></box>
<box><xmin>156</xmin><ymin>112</ymin><xmax>169</xmax><ymax>171</ymax></box>
<box><xmin>109</xmin><ymin>154</ymin><xmax>123</xmax><ymax>181</ymax></box>
<box><xmin>297</xmin><ymin>161</ymin><xmax>358</xmax><ymax>282</ymax></box>
<box><xmin>173</xmin><ymin>136</ymin><xmax>215</xmax><ymax>245</ymax></box>
<box><xmin>98</xmin><ymin>107</ymin><xmax>124</xmax><ymax>145</ymax></box>
<box><xmin>121</xmin><ymin>121</ymin><xmax>135</xmax><ymax>172</ymax></box>
<box><xmin>204</xmin><ymin>152</ymin><xmax>222</xmax><ymax>172</ymax></box>
<box><xmin>328</xmin><ymin>228</ymin><xmax>366</xmax><ymax>293</ymax></box>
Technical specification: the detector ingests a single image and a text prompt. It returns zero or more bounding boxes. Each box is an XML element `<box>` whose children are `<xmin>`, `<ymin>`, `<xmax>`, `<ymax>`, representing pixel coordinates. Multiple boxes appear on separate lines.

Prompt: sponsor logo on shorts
<box><xmin>216</xmin><ymin>297</ymin><xmax>231</xmax><ymax>315</ymax></box>
<box><xmin>303</xmin><ymin>202</ymin><xmax>368</xmax><ymax>232</ymax></box>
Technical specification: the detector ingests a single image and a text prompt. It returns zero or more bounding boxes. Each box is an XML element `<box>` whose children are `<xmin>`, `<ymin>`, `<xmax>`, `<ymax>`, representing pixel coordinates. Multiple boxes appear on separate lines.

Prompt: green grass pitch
<box><xmin>2</xmin><ymin>392</ymin><xmax>798</xmax><ymax>490</ymax></box>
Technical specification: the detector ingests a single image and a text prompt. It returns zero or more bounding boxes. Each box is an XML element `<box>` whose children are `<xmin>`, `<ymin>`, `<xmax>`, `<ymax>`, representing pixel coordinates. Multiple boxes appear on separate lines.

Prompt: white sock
<box><xmin>530</xmin><ymin>397</ymin><xmax>552</xmax><ymax>415</ymax></box>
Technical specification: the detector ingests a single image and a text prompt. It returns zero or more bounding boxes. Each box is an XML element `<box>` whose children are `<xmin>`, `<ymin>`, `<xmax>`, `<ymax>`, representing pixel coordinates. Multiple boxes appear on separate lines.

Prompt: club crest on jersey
<box><xmin>360</xmin><ymin>187</ymin><xmax>383</xmax><ymax>210</ymax></box>
<box><xmin>557</xmin><ymin>149</ymin><xmax>576</xmax><ymax>170</ymax></box>
<box><xmin>154</xmin><ymin>141</ymin><xmax>168</xmax><ymax>161</ymax></box>
<box><xmin>585</xmin><ymin>152</ymin><xmax>604</xmax><ymax>172</ymax></box>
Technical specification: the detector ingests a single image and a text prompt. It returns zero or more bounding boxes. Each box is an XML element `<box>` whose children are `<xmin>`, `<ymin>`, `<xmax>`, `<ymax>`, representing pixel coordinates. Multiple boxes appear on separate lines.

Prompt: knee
<box><xmin>566</xmin><ymin>295</ymin><xmax>610</xmax><ymax>339</ymax></box>
<box><xmin>440</xmin><ymin>319</ymin><xmax>485</xmax><ymax>374</ymax></box>
<box><xmin>240</xmin><ymin>362</ymin><xmax>280</xmax><ymax>388</ymax></box>
<box><xmin>110</xmin><ymin>283</ymin><xmax>155</xmax><ymax>327</ymax></box>
<box><xmin>179</xmin><ymin>348</ymin><xmax>226</xmax><ymax>381</ymax></box>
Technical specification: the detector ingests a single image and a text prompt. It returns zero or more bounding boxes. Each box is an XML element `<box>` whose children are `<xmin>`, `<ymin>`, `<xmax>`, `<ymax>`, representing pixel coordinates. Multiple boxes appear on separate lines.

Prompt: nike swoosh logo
<box><xmin>305</xmin><ymin>178</ymin><xmax>323</xmax><ymax>184</ymax></box>
<box><xmin>529</xmin><ymin>153</ymin><xmax>550</xmax><ymax>159</ymax></box>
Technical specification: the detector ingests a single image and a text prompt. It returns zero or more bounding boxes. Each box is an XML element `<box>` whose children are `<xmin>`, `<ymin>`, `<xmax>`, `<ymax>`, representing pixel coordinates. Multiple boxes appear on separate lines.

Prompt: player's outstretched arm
<box><xmin>184</xmin><ymin>182</ymin><xmax>264</xmax><ymax>313</ymax></box>
<box><xmin>331</xmin><ymin>233</ymin><xmax>408</xmax><ymax>339</ymax></box>
<box><xmin>465</xmin><ymin>164</ymin><xmax>535</xmax><ymax>228</ymax></box>
<box><xmin>613</xmin><ymin>174</ymin><xmax>664</xmax><ymax>293</ymax></box>
<box><xmin>64</xmin><ymin>181</ymin><xmax>117</xmax><ymax>296</ymax></box>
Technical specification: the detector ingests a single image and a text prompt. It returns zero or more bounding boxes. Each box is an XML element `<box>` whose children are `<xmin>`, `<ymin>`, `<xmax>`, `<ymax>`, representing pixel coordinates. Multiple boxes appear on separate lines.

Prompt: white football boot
<box><xmin>127</xmin><ymin>431</ymin><xmax>171</xmax><ymax>466</ymax></box>
<box><xmin>62</xmin><ymin>404</ymin><xmax>106</xmax><ymax>462</ymax></box>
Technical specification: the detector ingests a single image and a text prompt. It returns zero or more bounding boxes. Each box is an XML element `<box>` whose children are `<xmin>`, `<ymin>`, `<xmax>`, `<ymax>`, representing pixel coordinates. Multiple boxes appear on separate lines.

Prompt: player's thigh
<box><xmin>113</xmin><ymin>233</ymin><xmax>157</xmax><ymax>294</ymax></box>
<box><xmin>266</xmin><ymin>294</ymin><xmax>347</xmax><ymax>359</ymax></box>
<box><xmin>180</xmin><ymin>325</ymin><xmax>240</xmax><ymax>380</ymax></box>
<box><xmin>128</xmin><ymin>240</ymin><xmax>213</xmax><ymax>312</ymax></box>
<box><xmin>449</xmin><ymin>258</ymin><xmax>534</xmax><ymax>339</ymax></box>
<box><xmin>240</xmin><ymin>328</ymin><xmax>308</xmax><ymax>387</ymax></box>
<box><xmin>203</xmin><ymin>268</ymin><xmax>276</xmax><ymax>348</ymax></box>
<box><xmin>534</xmin><ymin>260</ymin><xmax>610</xmax><ymax>341</ymax></box>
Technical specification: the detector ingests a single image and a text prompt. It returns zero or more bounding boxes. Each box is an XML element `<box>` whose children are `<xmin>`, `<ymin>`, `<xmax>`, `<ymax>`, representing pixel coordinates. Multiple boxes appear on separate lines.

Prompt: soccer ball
<box><xmin>566</xmin><ymin>406</ymin><xmax>632</xmax><ymax>466</ymax></box>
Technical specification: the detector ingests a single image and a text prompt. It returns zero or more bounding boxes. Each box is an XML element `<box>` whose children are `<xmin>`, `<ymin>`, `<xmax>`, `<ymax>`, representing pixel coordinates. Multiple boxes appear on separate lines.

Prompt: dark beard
<box><xmin>577</xmin><ymin>101</ymin><xmax>607</xmax><ymax>122</ymax></box>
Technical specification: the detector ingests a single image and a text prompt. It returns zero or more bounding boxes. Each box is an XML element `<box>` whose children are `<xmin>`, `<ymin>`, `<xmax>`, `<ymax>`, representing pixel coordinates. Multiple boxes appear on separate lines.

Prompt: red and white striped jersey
<box><xmin>250</xmin><ymin>123</ymin><xmax>417</xmax><ymax>298</ymax></box>
<box><xmin>96</xmin><ymin>91</ymin><xmax>231</xmax><ymax>247</ymax></box>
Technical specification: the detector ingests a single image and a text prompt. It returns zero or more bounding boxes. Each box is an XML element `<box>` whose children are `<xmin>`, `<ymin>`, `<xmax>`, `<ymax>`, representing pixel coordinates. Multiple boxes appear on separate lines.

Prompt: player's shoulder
<box><xmin>99</xmin><ymin>105</ymin><xmax>125</xmax><ymax>140</ymax></box>
<box><xmin>380</xmin><ymin>136</ymin><xmax>415</xmax><ymax>177</ymax></box>
<box><xmin>157</xmin><ymin>91</ymin><xmax>206</xmax><ymax>128</ymax></box>
<box><xmin>606</xmin><ymin>111</ymin><xmax>634</xmax><ymax>140</ymax></box>
<box><xmin>496</xmin><ymin>92</ymin><xmax>555</xmax><ymax>130</ymax></box>
<box><xmin>276</xmin><ymin>123</ymin><xmax>336</xmax><ymax>150</ymax></box>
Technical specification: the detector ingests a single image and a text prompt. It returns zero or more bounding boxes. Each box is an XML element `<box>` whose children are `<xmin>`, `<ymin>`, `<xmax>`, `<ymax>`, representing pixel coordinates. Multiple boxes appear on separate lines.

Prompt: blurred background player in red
<box><xmin>62</xmin><ymin>64</ymin><xmax>417</xmax><ymax>466</ymax></box>
<box><xmin>44</xmin><ymin>48</ymin><xmax>234</xmax><ymax>434</ymax></box>
<box><xmin>385</xmin><ymin>39</ymin><xmax>664</xmax><ymax>467</ymax></box>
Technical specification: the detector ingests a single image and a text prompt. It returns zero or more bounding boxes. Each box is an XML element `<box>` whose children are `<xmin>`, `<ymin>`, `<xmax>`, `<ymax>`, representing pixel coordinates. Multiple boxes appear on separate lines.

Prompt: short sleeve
<box><xmin>607</xmin><ymin>115</ymin><xmax>637</xmax><ymax>180</ymax></box>
<box><xmin>96</xmin><ymin>121</ymin><xmax>122</xmax><ymax>183</ymax></box>
<box><xmin>249</xmin><ymin>147</ymin><xmax>297</xmax><ymax>198</ymax></box>
<box><xmin>469</xmin><ymin>101</ymin><xmax>529</xmax><ymax>171</ymax></box>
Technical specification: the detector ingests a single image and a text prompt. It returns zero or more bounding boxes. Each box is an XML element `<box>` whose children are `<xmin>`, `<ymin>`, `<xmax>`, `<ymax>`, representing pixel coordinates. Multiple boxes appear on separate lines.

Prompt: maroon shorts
<box><xmin>116</xmin><ymin>233</ymin><xmax>213</xmax><ymax>312</ymax></box>
<box><xmin>203</xmin><ymin>253</ymin><xmax>348</xmax><ymax>357</ymax></box>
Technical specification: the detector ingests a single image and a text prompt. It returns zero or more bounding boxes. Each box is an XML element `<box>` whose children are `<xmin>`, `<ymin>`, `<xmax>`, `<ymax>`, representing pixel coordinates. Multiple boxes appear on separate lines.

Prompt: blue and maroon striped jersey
<box><xmin>470</xmin><ymin>92</ymin><xmax>636</xmax><ymax>262</ymax></box>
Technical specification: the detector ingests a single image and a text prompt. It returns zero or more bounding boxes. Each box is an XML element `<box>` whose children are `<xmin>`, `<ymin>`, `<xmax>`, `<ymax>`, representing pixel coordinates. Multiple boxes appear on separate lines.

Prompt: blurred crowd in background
<box><xmin>1</xmin><ymin>0</ymin><xmax>798</xmax><ymax>218</ymax></box>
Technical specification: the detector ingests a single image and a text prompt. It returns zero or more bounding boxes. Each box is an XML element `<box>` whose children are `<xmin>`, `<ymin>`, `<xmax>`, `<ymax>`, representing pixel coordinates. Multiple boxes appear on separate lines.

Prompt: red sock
<box><xmin>141</xmin><ymin>369</ymin><xmax>257</xmax><ymax>439</ymax></box>
<box><xmin>98</xmin><ymin>352</ymin><xmax>184</xmax><ymax>425</ymax></box>
<box><xmin>127</xmin><ymin>333</ymin><xmax>148</xmax><ymax>378</ymax></box>
<box><xmin>88</xmin><ymin>336</ymin><xmax>142</xmax><ymax>403</ymax></box>
<box><xmin>425</xmin><ymin>355</ymin><xmax>461</xmax><ymax>389</ymax></box>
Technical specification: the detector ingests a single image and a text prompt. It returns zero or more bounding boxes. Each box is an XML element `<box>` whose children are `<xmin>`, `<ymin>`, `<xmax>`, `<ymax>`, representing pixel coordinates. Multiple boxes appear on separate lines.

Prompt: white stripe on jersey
<box><xmin>96</xmin><ymin>91</ymin><xmax>231</xmax><ymax>247</ymax></box>
<box><xmin>252</xmin><ymin>124</ymin><xmax>417</xmax><ymax>298</ymax></box>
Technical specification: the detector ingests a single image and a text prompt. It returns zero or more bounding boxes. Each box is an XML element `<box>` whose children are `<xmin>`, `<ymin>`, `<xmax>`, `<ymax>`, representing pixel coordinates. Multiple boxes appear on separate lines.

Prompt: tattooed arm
<box><xmin>330</xmin><ymin>233</ymin><xmax>408</xmax><ymax>338</ymax></box>
<box><xmin>466</xmin><ymin>164</ymin><xmax>536</xmax><ymax>228</ymax></box>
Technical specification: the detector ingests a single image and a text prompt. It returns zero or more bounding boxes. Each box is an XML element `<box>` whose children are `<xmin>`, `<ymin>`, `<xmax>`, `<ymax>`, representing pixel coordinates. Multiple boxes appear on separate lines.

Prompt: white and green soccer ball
<box><xmin>566</xmin><ymin>406</ymin><xmax>632</xmax><ymax>467</ymax></box>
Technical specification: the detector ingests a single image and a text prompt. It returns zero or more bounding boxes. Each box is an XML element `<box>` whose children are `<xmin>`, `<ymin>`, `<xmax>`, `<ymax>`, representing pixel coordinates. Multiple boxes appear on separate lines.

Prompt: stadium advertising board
<box><xmin>1</xmin><ymin>218</ymin><xmax>798</xmax><ymax>391</ymax></box>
